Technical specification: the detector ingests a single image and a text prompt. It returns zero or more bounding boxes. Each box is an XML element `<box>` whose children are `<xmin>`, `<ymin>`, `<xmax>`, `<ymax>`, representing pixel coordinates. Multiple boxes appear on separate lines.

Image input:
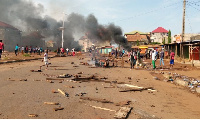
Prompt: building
<box><xmin>151</xmin><ymin>27</ymin><xmax>168</xmax><ymax>44</ymax></box>
<box><xmin>79</xmin><ymin>36</ymin><xmax>93</xmax><ymax>52</ymax></box>
<box><xmin>21</xmin><ymin>32</ymin><xmax>45</xmax><ymax>48</ymax></box>
<box><xmin>172</xmin><ymin>33</ymin><xmax>199</xmax><ymax>43</ymax></box>
<box><xmin>46</xmin><ymin>40</ymin><xmax>56</xmax><ymax>50</ymax></box>
<box><xmin>124</xmin><ymin>31</ymin><xmax>150</xmax><ymax>45</ymax></box>
<box><xmin>0</xmin><ymin>21</ymin><xmax>21</xmax><ymax>51</ymax></box>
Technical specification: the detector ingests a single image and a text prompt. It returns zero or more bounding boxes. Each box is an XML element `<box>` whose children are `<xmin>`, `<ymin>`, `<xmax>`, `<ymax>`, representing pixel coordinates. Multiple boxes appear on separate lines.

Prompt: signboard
<box><xmin>176</xmin><ymin>34</ymin><xmax>182</xmax><ymax>43</ymax></box>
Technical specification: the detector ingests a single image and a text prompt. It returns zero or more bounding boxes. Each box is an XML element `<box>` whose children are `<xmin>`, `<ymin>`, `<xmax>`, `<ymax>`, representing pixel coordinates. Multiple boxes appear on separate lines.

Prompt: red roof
<box><xmin>0</xmin><ymin>21</ymin><xmax>18</xmax><ymax>30</ymax></box>
<box><xmin>152</xmin><ymin>27</ymin><xmax>168</xmax><ymax>33</ymax></box>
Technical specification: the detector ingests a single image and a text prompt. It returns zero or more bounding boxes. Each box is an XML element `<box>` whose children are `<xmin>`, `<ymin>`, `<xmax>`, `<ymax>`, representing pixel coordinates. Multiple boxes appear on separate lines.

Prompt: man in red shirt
<box><xmin>0</xmin><ymin>40</ymin><xmax>4</xmax><ymax>60</ymax></box>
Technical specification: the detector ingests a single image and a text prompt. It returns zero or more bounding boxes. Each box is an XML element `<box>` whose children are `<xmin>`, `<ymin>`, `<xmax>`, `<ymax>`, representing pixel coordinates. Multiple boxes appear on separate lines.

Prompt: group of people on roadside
<box><xmin>14</xmin><ymin>44</ymin><xmax>43</xmax><ymax>56</ymax></box>
<box><xmin>129</xmin><ymin>49</ymin><xmax>141</xmax><ymax>70</ymax></box>
<box><xmin>57</xmin><ymin>47</ymin><xmax>75</xmax><ymax>56</ymax></box>
<box><xmin>128</xmin><ymin>47</ymin><xmax>175</xmax><ymax>70</ymax></box>
<box><xmin>151</xmin><ymin>48</ymin><xmax>175</xmax><ymax>69</ymax></box>
<box><xmin>112</xmin><ymin>48</ymin><xmax>126</xmax><ymax>58</ymax></box>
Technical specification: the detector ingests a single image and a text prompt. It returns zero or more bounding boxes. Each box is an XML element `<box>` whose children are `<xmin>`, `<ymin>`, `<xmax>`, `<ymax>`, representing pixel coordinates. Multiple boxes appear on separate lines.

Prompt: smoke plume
<box><xmin>0</xmin><ymin>0</ymin><xmax>131</xmax><ymax>51</ymax></box>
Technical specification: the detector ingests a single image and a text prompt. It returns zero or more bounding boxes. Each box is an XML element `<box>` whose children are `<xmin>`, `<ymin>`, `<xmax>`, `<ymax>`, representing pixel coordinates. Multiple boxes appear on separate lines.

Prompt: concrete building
<box><xmin>0</xmin><ymin>21</ymin><xmax>21</xmax><ymax>51</ymax></box>
<box><xmin>124</xmin><ymin>31</ymin><xmax>150</xmax><ymax>45</ymax></box>
<box><xmin>151</xmin><ymin>27</ymin><xmax>168</xmax><ymax>44</ymax></box>
<box><xmin>172</xmin><ymin>33</ymin><xmax>200</xmax><ymax>43</ymax></box>
<box><xmin>79</xmin><ymin>36</ymin><xmax>93</xmax><ymax>52</ymax></box>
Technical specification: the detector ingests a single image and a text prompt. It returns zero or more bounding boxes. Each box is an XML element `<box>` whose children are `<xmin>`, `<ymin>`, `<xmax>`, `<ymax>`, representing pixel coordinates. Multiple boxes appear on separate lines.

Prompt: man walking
<box><xmin>130</xmin><ymin>50</ymin><xmax>136</xmax><ymax>70</ymax></box>
<box><xmin>152</xmin><ymin>50</ymin><xmax>156</xmax><ymax>69</ymax></box>
<box><xmin>15</xmin><ymin>44</ymin><xmax>19</xmax><ymax>56</ymax></box>
<box><xmin>160</xmin><ymin>48</ymin><xmax>165</xmax><ymax>67</ymax></box>
<box><xmin>0</xmin><ymin>40</ymin><xmax>4</xmax><ymax>60</ymax></box>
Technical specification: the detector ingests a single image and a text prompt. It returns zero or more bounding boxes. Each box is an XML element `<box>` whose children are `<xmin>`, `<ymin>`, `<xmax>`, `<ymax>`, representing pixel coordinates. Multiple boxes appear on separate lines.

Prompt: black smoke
<box><xmin>0</xmin><ymin>0</ymin><xmax>131</xmax><ymax>51</ymax></box>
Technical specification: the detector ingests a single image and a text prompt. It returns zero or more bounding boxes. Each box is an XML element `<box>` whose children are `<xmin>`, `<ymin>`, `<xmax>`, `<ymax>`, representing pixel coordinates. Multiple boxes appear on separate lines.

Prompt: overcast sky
<box><xmin>32</xmin><ymin>0</ymin><xmax>200</xmax><ymax>35</ymax></box>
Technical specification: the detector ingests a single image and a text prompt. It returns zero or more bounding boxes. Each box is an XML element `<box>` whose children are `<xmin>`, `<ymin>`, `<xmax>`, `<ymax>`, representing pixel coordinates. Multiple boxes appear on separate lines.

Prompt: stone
<box><xmin>196</xmin><ymin>87</ymin><xmax>200</xmax><ymax>94</ymax></box>
<box><xmin>174</xmin><ymin>79</ymin><xmax>189</xmax><ymax>87</ymax></box>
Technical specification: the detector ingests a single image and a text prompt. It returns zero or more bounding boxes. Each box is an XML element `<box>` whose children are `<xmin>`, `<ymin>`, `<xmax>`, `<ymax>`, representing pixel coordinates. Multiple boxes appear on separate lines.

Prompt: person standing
<box><xmin>61</xmin><ymin>47</ymin><xmax>64</xmax><ymax>55</ymax></box>
<box><xmin>66</xmin><ymin>48</ymin><xmax>69</xmax><ymax>56</ymax></box>
<box><xmin>152</xmin><ymin>50</ymin><xmax>156</xmax><ymax>69</ymax></box>
<box><xmin>160</xmin><ymin>48</ymin><xmax>165</xmax><ymax>67</ymax></box>
<box><xmin>136</xmin><ymin>49</ymin><xmax>141</xmax><ymax>68</ymax></box>
<box><xmin>0</xmin><ymin>40</ymin><xmax>4</xmax><ymax>60</ymax></box>
<box><xmin>21</xmin><ymin>46</ymin><xmax>24</xmax><ymax>55</ymax></box>
<box><xmin>170</xmin><ymin>50</ymin><xmax>175</xmax><ymax>68</ymax></box>
<box><xmin>130</xmin><ymin>50</ymin><xmax>136</xmax><ymax>70</ymax></box>
<box><xmin>122</xmin><ymin>49</ymin><xmax>125</xmax><ymax>57</ymax></box>
<box><xmin>115</xmin><ymin>48</ymin><xmax>118</xmax><ymax>58</ymax></box>
<box><xmin>15</xmin><ymin>44</ymin><xmax>19</xmax><ymax>56</ymax></box>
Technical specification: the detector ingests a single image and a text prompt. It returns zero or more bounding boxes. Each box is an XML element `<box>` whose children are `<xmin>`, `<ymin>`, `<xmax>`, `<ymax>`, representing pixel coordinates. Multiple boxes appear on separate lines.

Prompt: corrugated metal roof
<box><xmin>125</xmin><ymin>31</ymin><xmax>150</xmax><ymax>35</ymax></box>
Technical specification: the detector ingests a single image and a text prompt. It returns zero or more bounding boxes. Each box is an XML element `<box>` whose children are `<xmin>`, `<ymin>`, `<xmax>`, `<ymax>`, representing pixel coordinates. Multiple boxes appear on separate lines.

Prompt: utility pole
<box><xmin>61</xmin><ymin>13</ymin><xmax>65</xmax><ymax>48</ymax></box>
<box><xmin>180</xmin><ymin>0</ymin><xmax>186</xmax><ymax>58</ymax></box>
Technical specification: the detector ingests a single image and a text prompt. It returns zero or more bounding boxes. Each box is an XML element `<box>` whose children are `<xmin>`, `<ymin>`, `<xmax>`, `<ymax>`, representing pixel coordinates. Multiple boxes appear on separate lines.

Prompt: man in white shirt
<box><xmin>152</xmin><ymin>50</ymin><xmax>156</xmax><ymax>69</ymax></box>
<box><xmin>21</xmin><ymin>46</ymin><xmax>24</xmax><ymax>55</ymax></box>
<box><xmin>66</xmin><ymin>48</ymin><xmax>69</xmax><ymax>56</ymax></box>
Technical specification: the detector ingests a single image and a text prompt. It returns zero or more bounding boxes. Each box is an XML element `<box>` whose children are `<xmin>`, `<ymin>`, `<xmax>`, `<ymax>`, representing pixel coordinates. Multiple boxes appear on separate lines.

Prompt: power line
<box><xmin>115</xmin><ymin>1</ymin><xmax>183</xmax><ymax>22</ymax></box>
<box><xmin>187</xmin><ymin>1</ymin><xmax>200</xmax><ymax>6</ymax></box>
<box><xmin>187</xmin><ymin>3</ymin><xmax>200</xmax><ymax>11</ymax></box>
<box><xmin>144</xmin><ymin>3</ymin><xmax>182</xmax><ymax>32</ymax></box>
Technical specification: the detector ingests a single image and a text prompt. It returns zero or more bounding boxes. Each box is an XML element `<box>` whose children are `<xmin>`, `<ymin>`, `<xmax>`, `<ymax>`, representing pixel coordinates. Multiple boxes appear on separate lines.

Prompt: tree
<box><xmin>137</xmin><ymin>40</ymin><xmax>139</xmax><ymax>46</ymax></box>
<box><xmin>168</xmin><ymin>30</ymin><xmax>171</xmax><ymax>43</ymax></box>
<box><xmin>163</xmin><ymin>37</ymin><xmax>166</xmax><ymax>44</ymax></box>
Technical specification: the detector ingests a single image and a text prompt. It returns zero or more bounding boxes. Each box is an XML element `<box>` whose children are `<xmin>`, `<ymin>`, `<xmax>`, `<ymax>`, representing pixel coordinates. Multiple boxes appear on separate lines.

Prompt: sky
<box><xmin>32</xmin><ymin>0</ymin><xmax>200</xmax><ymax>35</ymax></box>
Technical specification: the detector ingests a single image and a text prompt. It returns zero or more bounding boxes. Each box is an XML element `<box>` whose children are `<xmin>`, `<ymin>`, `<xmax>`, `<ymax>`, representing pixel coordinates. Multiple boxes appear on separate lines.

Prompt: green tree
<box><xmin>137</xmin><ymin>40</ymin><xmax>139</xmax><ymax>46</ymax></box>
<box><xmin>163</xmin><ymin>37</ymin><xmax>166</xmax><ymax>44</ymax></box>
<box><xmin>168</xmin><ymin>30</ymin><xmax>171</xmax><ymax>43</ymax></box>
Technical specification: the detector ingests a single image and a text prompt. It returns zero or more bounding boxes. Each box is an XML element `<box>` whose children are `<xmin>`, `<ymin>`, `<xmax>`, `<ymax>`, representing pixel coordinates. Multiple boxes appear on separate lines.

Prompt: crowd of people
<box><xmin>56</xmin><ymin>47</ymin><xmax>75</xmax><ymax>56</ymax></box>
<box><xmin>14</xmin><ymin>44</ymin><xmax>44</xmax><ymax>56</ymax></box>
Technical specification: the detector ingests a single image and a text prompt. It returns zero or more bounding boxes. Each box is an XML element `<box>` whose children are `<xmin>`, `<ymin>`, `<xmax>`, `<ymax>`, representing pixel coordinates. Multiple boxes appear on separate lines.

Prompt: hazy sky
<box><xmin>32</xmin><ymin>0</ymin><xmax>200</xmax><ymax>35</ymax></box>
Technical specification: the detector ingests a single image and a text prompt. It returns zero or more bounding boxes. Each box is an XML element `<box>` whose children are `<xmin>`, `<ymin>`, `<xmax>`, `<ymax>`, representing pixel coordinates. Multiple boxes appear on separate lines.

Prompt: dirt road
<box><xmin>0</xmin><ymin>54</ymin><xmax>199</xmax><ymax>119</ymax></box>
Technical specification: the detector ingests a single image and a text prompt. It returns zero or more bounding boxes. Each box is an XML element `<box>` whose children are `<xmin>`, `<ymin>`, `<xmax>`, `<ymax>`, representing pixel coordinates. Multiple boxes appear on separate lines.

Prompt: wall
<box><xmin>2</xmin><ymin>28</ymin><xmax>21</xmax><ymax>51</ymax></box>
<box><xmin>126</xmin><ymin>33</ymin><xmax>150</xmax><ymax>42</ymax></box>
<box><xmin>151</xmin><ymin>33</ymin><xmax>168</xmax><ymax>43</ymax></box>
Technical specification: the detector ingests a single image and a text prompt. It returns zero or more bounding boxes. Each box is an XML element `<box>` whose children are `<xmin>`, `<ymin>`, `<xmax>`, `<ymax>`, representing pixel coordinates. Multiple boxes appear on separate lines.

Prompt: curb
<box><xmin>0</xmin><ymin>56</ymin><xmax>56</xmax><ymax>64</ymax></box>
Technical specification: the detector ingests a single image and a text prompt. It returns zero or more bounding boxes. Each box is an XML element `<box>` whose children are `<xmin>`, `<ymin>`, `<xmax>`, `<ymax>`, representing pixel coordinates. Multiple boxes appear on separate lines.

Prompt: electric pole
<box><xmin>61</xmin><ymin>12</ymin><xmax>65</xmax><ymax>48</ymax></box>
<box><xmin>180</xmin><ymin>0</ymin><xmax>186</xmax><ymax>58</ymax></box>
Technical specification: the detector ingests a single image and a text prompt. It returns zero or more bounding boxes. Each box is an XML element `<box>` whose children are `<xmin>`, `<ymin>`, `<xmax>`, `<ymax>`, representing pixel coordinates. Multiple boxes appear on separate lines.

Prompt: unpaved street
<box><xmin>0</xmin><ymin>54</ymin><xmax>200</xmax><ymax>119</ymax></box>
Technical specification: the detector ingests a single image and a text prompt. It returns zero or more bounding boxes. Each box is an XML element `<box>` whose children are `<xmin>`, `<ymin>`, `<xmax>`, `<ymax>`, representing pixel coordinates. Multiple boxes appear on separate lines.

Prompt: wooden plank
<box><xmin>53</xmin><ymin>107</ymin><xmax>64</xmax><ymax>111</ymax></box>
<box><xmin>114</xmin><ymin>106</ymin><xmax>132</xmax><ymax>119</ymax></box>
<box><xmin>119</xmin><ymin>87</ymin><xmax>153</xmax><ymax>92</ymax></box>
<box><xmin>28</xmin><ymin>114</ymin><xmax>38</xmax><ymax>117</ymax></box>
<box><xmin>89</xmin><ymin>105</ymin><xmax>116</xmax><ymax>112</ymax></box>
<box><xmin>44</xmin><ymin>102</ymin><xmax>59</xmax><ymax>105</ymax></box>
<box><xmin>80</xmin><ymin>97</ymin><xmax>113</xmax><ymax>103</ymax></box>
<box><xmin>46</xmin><ymin>78</ymin><xmax>64</xmax><ymax>81</ymax></box>
<box><xmin>58</xmin><ymin>89</ymin><xmax>69</xmax><ymax>97</ymax></box>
